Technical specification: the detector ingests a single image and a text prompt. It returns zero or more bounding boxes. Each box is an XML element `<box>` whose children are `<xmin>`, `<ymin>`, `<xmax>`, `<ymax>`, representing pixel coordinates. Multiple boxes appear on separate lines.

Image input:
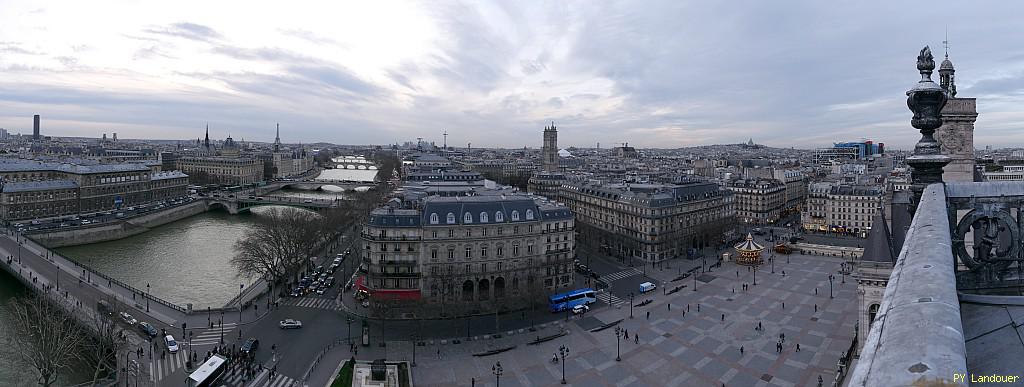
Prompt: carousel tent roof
<box><xmin>734</xmin><ymin>233</ymin><xmax>765</xmax><ymax>252</ymax></box>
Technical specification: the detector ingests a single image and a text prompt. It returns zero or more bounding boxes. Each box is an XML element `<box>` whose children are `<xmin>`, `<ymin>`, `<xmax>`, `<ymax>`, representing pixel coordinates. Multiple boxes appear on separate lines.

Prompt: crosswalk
<box><xmin>150</xmin><ymin>350</ymin><xmax>188</xmax><ymax>382</ymax></box>
<box><xmin>190</xmin><ymin>322</ymin><xmax>240</xmax><ymax>347</ymax></box>
<box><xmin>601</xmin><ymin>268</ymin><xmax>642</xmax><ymax>282</ymax></box>
<box><xmin>283</xmin><ymin>296</ymin><xmax>342</xmax><ymax>312</ymax></box>
<box><xmin>240</xmin><ymin>367</ymin><xmax>301</xmax><ymax>387</ymax></box>
<box><xmin>598</xmin><ymin>290</ymin><xmax>628</xmax><ymax>307</ymax></box>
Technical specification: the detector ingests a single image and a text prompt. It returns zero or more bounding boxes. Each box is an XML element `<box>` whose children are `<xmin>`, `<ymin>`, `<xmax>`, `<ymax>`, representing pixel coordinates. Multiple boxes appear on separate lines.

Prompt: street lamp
<box><xmin>559</xmin><ymin>345</ymin><xmax>569</xmax><ymax>384</ymax></box>
<box><xmin>614</xmin><ymin>327</ymin><xmax>622</xmax><ymax>361</ymax></box>
<box><xmin>411</xmin><ymin>334</ymin><xmax>418</xmax><ymax>367</ymax></box>
<box><xmin>219</xmin><ymin>312</ymin><xmax>224</xmax><ymax>345</ymax></box>
<box><xmin>629</xmin><ymin>293</ymin><xmax>634</xmax><ymax>319</ymax></box>
<box><xmin>829</xmin><ymin>274</ymin><xmax>834</xmax><ymax>299</ymax></box>
<box><xmin>346</xmin><ymin>317</ymin><xmax>354</xmax><ymax>345</ymax></box>
<box><xmin>238</xmin><ymin>283</ymin><xmax>244</xmax><ymax>322</ymax></box>
<box><xmin>753</xmin><ymin>265</ymin><xmax>758</xmax><ymax>286</ymax></box>
<box><xmin>146</xmin><ymin>283</ymin><xmax>150</xmax><ymax>312</ymax></box>
<box><xmin>492</xmin><ymin>361</ymin><xmax>503</xmax><ymax>387</ymax></box>
<box><xmin>771</xmin><ymin>256</ymin><xmax>775</xmax><ymax>274</ymax></box>
<box><xmin>841</xmin><ymin>263</ymin><xmax>846</xmax><ymax>284</ymax></box>
<box><xmin>693</xmin><ymin>270</ymin><xmax>697</xmax><ymax>291</ymax></box>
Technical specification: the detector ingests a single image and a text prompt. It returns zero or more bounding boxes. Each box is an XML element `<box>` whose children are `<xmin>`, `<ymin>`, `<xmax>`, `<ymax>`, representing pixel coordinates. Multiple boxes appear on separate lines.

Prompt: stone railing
<box><xmin>847</xmin><ymin>183</ymin><xmax>967</xmax><ymax>386</ymax></box>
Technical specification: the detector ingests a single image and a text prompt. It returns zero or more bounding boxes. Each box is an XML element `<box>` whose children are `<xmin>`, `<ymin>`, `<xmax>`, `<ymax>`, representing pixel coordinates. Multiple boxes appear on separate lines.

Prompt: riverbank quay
<box><xmin>30</xmin><ymin>200</ymin><xmax>209</xmax><ymax>248</ymax></box>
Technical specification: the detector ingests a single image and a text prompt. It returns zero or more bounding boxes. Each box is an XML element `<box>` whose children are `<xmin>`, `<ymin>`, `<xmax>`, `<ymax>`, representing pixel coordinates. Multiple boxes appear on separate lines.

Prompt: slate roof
<box><xmin>959</xmin><ymin>294</ymin><xmax>1024</xmax><ymax>378</ymax></box>
<box><xmin>861</xmin><ymin>209</ymin><xmax>896</xmax><ymax>263</ymax></box>
<box><xmin>2</xmin><ymin>180</ymin><xmax>78</xmax><ymax>193</ymax></box>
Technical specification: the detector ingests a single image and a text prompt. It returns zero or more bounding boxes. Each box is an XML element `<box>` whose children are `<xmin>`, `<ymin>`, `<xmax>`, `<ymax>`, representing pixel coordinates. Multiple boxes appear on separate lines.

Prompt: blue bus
<box><xmin>549</xmin><ymin>288</ymin><xmax>597</xmax><ymax>312</ymax></box>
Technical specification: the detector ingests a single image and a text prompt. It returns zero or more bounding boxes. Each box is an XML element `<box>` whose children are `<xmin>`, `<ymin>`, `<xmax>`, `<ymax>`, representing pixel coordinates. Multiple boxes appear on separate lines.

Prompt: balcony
<box><xmin>360</xmin><ymin>233</ymin><xmax>422</xmax><ymax>242</ymax></box>
<box><xmin>849</xmin><ymin>182</ymin><xmax>1024</xmax><ymax>386</ymax></box>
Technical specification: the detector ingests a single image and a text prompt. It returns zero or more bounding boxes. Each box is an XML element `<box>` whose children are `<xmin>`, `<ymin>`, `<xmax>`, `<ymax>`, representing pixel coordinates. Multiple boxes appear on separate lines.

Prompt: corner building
<box><xmin>361</xmin><ymin>194</ymin><xmax>575</xmax><ymax>316</ymax></box>
<box><xmin>558</xmin><ymin>181</ymin><xmax>735</xmax><ymax>262</ymax></box>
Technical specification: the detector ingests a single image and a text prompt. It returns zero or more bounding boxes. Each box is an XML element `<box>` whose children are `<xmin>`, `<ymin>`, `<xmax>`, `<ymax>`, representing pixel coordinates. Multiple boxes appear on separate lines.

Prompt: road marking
<box><xmin>601</xmin><ymin>268</ymin><xmax>642</xmax><ymax>282</ymax></box>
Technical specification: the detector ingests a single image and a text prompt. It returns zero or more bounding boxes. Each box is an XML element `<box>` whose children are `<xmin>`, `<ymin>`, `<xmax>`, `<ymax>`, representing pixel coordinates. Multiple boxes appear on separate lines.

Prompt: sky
<box><xmin>1</xmin><ymin>1</ymin><xmax>1024</xmax><ymax>150</ymax></box>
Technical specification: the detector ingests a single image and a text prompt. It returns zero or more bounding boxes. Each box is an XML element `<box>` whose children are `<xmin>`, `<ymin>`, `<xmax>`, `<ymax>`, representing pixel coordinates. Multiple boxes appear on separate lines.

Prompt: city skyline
<box><xmin>2</xmin><ymin>1</ymin><xmax>1024</xmax><ymax>149</ymax></box>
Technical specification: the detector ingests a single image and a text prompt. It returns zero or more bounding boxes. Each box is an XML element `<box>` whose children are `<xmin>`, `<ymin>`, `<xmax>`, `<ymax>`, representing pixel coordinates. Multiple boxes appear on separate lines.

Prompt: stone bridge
<box><xmin>205</xmin><ymin>196</ymin><xmax>343</xmax><ymax>214</ymax></box>
<box><xmin>261</xmin><ymin>179</ymin><xmax>377</xmax><ymax>192</ymax></box>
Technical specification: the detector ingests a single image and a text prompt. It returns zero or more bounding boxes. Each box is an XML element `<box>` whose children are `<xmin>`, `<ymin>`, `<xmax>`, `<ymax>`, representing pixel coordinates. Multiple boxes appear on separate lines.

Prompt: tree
<box><xmin>2</xmin><ymin>293</ymin><xmax>85</xmax><ymax>387</ymax></box>
<box><xmin>82</xmin><ymin>303</ymin><xmax>127</xmax><ymax>386</ymax></box>
<box><xmin>231</xmin><ymin>207</ymin><xmax>326</xmax><ymax>286</ymax></box>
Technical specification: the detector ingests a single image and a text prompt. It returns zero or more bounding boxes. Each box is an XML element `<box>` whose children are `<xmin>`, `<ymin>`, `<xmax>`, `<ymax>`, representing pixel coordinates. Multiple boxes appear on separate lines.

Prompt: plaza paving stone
<box><xmin>407</xmin><ymin>253</ymin><xmax>858</xmax><ymax>386</ymax></box>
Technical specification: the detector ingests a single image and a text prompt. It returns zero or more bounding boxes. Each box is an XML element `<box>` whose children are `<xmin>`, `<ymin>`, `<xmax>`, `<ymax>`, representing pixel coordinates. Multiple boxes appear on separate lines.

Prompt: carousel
<box><xmin>733</xmin><ymin>233</ymin><xmax>765</xmax><ymax>266</ymax></box>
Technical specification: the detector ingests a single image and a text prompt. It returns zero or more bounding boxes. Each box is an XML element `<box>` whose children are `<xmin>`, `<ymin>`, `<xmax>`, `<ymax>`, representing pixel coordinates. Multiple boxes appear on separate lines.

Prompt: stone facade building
<box><xmin>801</xmin><ymin>182</ymin><xmax>833</xmax><ymax>232</ymax></box>
<box><xmin>360</xmin><ymin>194</ymin><xmax>575</xmax><ymax>316</ymax></box>
<box><xmin>176</xmin><ymin>156</ymin><xmax>262</xmax><ymax>185</ymax></box>
<box><xmin>825</xmin><ymin>185</ymin><xmax>882</xmax><ymax>237</ymax></box>
<box><xmin>0</xmin><ymin>160</ymin><xmax>188</xmax><ymax>220</ymax></box>
<box><xmin>724</xmin><ymin>178</ymin><xmax>786</xmax><ymax>225</ymax></box>
<box><xmin>542</xmin><ymin>123</ymin><xmax>558</xmax><ymax>172</ymax></box>
<box><xmin>557</xmin><ymin>180</ymin><xmax>735</xmax><ymax>262</ymax></box>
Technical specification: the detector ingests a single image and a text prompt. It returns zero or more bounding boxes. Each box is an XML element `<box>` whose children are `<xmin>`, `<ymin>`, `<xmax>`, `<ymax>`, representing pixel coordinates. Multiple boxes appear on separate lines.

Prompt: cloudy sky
<box><xmin>1</xmin><ymin>1</ymin><xmax>1023</xmax><ymax>149</ymax></box>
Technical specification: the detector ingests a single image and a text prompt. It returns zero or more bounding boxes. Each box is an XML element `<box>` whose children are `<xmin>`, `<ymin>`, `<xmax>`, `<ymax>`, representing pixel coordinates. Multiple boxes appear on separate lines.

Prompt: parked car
<box><xmin>164</xmin><ymin>335</ymin><xmax>179</xmax><ymax>353</ymax></box>
<box><xmin>279</xmin><ymin>319</ymin><xmax>303</xmax><ymax>329</ymax></box>
<box><xmin>316</xmin><ymin>288</ymin><xmax>326</xmax><ymax>295</ymax></box>
<box><xmin>572</xmin><ymin>304</ymin><xmax>590</xmax><ymax>314</ymax></box>
<box><xmin>138</xmin><ymin>322</ymin><xmax>158</xmax><ymax>338</ymax></box>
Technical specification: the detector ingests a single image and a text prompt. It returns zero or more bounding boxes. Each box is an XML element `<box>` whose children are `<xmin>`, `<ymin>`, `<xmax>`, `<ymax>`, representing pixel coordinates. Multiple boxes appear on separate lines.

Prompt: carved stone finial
<box><xmin>917</xmin><ymin>46</ymin><xmax>935</xmax><ymax>74</ymax></box>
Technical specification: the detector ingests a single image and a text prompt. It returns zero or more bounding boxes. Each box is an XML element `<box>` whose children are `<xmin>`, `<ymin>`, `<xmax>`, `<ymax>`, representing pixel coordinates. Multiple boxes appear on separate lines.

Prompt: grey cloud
<box><xmin>0</xmin><ymin>42</ymin><xmax>43</xmax><ymax>55</ymax></box>
<box><xmin>546</xmin><ymin>97</ymin><xmax>563</xmax><ymax>108</ymax></box>
<box><xmin>143</xmin><ymin>22</ymin><xmax>222</xmax><ymax>42</ymax></box>
<box><xmin>279</xmin><ymin>29</ymin><xmax>346</xmax><ymax>48</ymax></box>
<box><xmin>520</xmin><ymin>59</ymin><xmax>546</xmax><ymax>75</ymax></box>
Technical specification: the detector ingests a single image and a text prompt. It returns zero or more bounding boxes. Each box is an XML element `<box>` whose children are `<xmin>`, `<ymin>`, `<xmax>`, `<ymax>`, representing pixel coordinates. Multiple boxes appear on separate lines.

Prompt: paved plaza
<box><xmin>387</xmin><ymin>252</ymin><xmax>857</xmax><ymax>387</ymax></box>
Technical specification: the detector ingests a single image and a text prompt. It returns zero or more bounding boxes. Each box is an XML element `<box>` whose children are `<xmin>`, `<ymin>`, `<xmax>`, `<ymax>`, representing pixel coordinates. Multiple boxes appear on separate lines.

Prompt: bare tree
<box><xmin>2</xmin><ymin>293</ymin><xmax>85</xmax><ymax>387</ymax></box>
<box><xmin>82</xmin><ymin>305</ymin><xmax>127</xmax><ymax>385</ymax></box>
<box><xmin>232</xmin><ymin>207</ymin><xmax>327</xmax><ymax>286</ymax></box>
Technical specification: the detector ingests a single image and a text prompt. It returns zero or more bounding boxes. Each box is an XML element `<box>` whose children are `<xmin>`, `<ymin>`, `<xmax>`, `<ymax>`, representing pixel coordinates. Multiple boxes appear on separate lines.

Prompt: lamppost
<box><xmin>753</xmin><ymin>265</ymin><xmax>758</xmax><ymax>286</ymax></box>
<box><xmin>145</xmin><ymin>283</ymin><xmax>150</xmax><ymax>312</ymax></box>
<box><xmin>771</xmin><ymin>256</ymin><xmax>775</xmax><ymax>274</ymax></box>
<box><xmin>219</xmin><ymin>312</ymin><xmax>224</xmax><ymax>345</ymax></box>
<box><xmin>238</xmin><ymin>283</ymin><xmax>244</xmax><ymax>322</ymax></box>
<box><xmin>559</xmin><ymin>344</ymin><xmax>570</xmax><ymax>384</ymax></box>
<box><xmin>411</xmin><ymin>334</ymin><xmax>418</xmax><ymax>367</ymax></box>
<box><xmin>614</xmin><ymin>327</ymin><xmax>623</xmax><ymax>361</ymax></box>
<box><xmin>492</xmin><ymin>361</ymin><xmax>503</xmax><ymax>387</ymax></box>
<box><xmin>841</xmin><ymin>263</ymin><xmax>847</xmax><ymax>284</ymax></box>
<box><xmin>629</xmin><ymin>293</ymin><xmax>634</xmax><ymax>319</ymax></box>
<box><xmin>346</xmin><ymin>317</ymin><xmax>354</xmax><ymax>345</ymax></box>
<box><xmin>693</xmin><ymin>270</ymin><xmax>697</xmax><ymax>291</ymax></box>
<box><xmin>828</xmin><ymin>274</ymin><xmax>835</xmax><ymax>298</ymax></box>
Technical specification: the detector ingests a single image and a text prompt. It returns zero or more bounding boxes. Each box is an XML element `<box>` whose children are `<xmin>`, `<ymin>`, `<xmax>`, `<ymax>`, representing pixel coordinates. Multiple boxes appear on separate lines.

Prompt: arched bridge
<box><xmin>205</xmin><ymin>196</ymin><xmax>343</xmax><ymax>214</ymax></box>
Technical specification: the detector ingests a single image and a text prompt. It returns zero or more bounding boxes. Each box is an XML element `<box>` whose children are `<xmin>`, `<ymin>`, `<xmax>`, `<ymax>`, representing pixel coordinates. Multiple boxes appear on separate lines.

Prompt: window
<box><xmin>495</xmin><ymin>212</ymin><xmax>504</xmax><ymax>222</ymax></box>
<box><xmin>432</xmin><ymin>230</ymin><xmax>438</xmax><ymax>238</ymax></box>
<box><xmin>448</xmin><ymin>249</ymin><xmax>454</xmax><ymax>259</ymax></box>
<box><xmin>513</xmin><ymin>226</ymin><xmax>519</xmax><ymax>234</ymax></box>
<box><xmin>513</xmin><ymin>244</ymin><xmax>520</xmax><ymax>256</ymax></box>
<box><xmin>497</xmin><ymin>247</ymin><xmax>503</xmax><ymax>257</ymax></box>
<box><xmin>481</xmin><ymin>246</ymin><xmax>488</xmax><ymax>258</ymax></box>
<box><xmin>431</xmin><ymin>249</ymin><xmax>438</xmax><ymax>259</ymax></box>
<box><xmin>446</xmin><ymin>212</ymin><xmax>456</xmax><ymax>224</ymax></box>
<box><xmin>449</xmin><ymin>229</ymin><xmax>454</xmax><ymax>237</ymax></box>
<box><xmin>465</xmin><ymin>246</ymin><xmax>472</xmax><ymax>258</ymax></box>
<box><xmin>511</xmin><ymin>210</ymin><xmax>520</xmax><ymax>221</ymax></box>
<box><xmin>430</xmin><ymin>213</ymin><xmax>439</xmax><ymax>224</ymax></box>
<box><xmin>464</xmin><ymin>212</ymin><xmax>473</xmax><ymax>223</ymax></box>
<box><xmin>480</xmin><ymin>212</ymin><xmax>488</xmax><ymax>223</ymax></box>
<box><xmin>526</xmin><ymin>210</ymin><xmax>534</xmax><ymax>220</ymax></box>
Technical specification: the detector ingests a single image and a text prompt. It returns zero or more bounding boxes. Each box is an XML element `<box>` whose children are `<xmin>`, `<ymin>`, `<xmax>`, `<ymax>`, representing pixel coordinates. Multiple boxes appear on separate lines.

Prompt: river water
<box><xmin>54</xmin><ymin>162</ymin><xmax>379</xmax><ymax>310</ymax></box>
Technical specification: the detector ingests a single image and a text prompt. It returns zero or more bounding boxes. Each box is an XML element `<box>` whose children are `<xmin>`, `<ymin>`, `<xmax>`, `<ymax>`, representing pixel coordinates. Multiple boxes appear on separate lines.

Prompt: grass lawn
<box><xmin>330</xmin><ymin>360</ymin><xmax>354</xmax><ymax>387</ymax></box>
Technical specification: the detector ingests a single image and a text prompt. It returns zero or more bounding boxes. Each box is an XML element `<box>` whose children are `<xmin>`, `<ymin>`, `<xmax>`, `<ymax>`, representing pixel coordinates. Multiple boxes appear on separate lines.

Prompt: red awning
<box><xmin>355</xmin><ymin>276</ymin><xmax>369</xmax><ymax>292</ymax></box>
<box><xmin>370</xmin><ymin>289</ymin><xmax>422</xmax><ymax>301</ymax></box>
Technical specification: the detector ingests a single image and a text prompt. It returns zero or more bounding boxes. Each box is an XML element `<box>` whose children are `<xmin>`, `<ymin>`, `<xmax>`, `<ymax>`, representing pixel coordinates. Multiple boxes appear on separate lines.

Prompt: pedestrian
<box><xmin>634</xmin><ymin>335</ymin><xmax>638</xmax><ymax>344</ymax></box>
<box><xmin>814</xmin><ymin>304</ymin><xmax>817</xmax><ymax>312</ymax></box>
<box><xmin>740</xmin><ymin>346</ymin><xmax>744</xmax><ymax>355</ymax></box>
<box><xmin>758</xmin><ymin>321</ymin><xmax>762</xmax><ymax>330</ymax></box>
<box><xmin>697</xmin><ymin>304</ymin><xmax>700</xmax><ymax>312</ymax></box>
<box><xmin>815</xmin><ymin>287</ymin><xmax>818</xmax><ymax>295</ymax></box>
<box><xmin>624</xmin><ymin>329</ymin><xmax>628</xmax><ymax>339</ymax></box>
<box><xmin>721</xmin><ymin>314</ymin><xmax>725</xmax><ymax>322</ymax></box>
<box><xmin>668</xmin><ymin>303</ymin><xmax>671</xmax><ymax>311</ymax></box>
<box><xmin>682</xmin><ymin>310</ymin><xmax>686</xmax><ymax>318</ymax></box>
<box><xmin>796</xmin><ymin>343</ymin><xmax>801</xmax><ymax>352</ymax></box>
<box><xmin>736</xmin><ymin>270</ymin><xmax>739</xmax><ymax>277</ymax></box>
<box><xmin>687</xmin><ymin>304</ymin><xmax>690</xmax><ymax>312</ymax></box>
<box><xmin>646</xmin><ymin>311</ymin><xmax>650</xmax><ymax>320</ymax></box>
<box><xmin>782</xmin><ymin>302</ymin><xmax>785</xmax><ymax>309</ymax></box>
<box><xmin>732</xmin><ymin>287</ymin><xmax>735</xmax><ymax>293</ymax></box>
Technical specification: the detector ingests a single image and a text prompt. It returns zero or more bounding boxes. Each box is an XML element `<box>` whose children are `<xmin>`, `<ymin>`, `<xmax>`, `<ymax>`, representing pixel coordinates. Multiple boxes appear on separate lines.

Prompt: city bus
<box><xmin>548</xmin><ymin>288</ymin><xmax>597</xmax><ymax>312</ymax></box>
<box><xmin>186</xmin><ymin>354</ymin><xmax>226</xmax><ymax>387</ymax></box>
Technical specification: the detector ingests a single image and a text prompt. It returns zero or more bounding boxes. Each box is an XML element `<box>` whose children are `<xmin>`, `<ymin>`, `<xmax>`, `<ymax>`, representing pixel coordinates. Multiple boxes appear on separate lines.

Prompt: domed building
<box><xmin>733</xmin><ymin>233</ymin><xmax>765</xmax><ymax>266</ymax></box>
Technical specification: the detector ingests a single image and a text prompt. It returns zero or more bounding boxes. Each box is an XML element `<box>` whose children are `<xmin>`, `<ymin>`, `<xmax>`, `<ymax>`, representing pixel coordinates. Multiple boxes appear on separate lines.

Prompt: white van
<box><xmin>639</xmin><ymin>282</ymin><xmax>656</xmax><ymax>293</ymax></box>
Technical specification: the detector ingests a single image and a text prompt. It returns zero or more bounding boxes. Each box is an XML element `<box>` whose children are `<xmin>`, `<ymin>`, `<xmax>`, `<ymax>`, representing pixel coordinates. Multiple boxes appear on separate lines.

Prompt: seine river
<box><xmin>55</xmin><ymin>167</ymin><xmax>376</xmax><ymax>309</ymax></box>
<box><xmin>0</xmin><ymin>162</ymin><xmax>377</xmax><ymax>385</ymax></box>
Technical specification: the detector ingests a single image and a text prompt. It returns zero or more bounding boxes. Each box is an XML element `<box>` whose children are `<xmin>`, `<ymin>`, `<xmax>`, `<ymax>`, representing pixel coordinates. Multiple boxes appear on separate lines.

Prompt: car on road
<box><xmin>165</xmin><ymin>335</ymin><xmax>179</xmax><ymax>353</ymax></box>
<box><xmin>572</xmin><ymin>304</ymin><xmax>590</xmax><ymax>314</ymax></box>
<box><xmin>291</xmin><ymin>288</ymin><xmax>302</xmax><ymax>297</ymax></box>
<box><xmin>279</xmin><ymin>319</ymin><xmax>303</xmax><ymax>329</ymax></box>
<box><xmin>241</xmin><ymin>338</ymin><xmax>259</xmax><ymax>354</ymax></box>
<box><xmin>303</xmin><ymin>199</ymin><xmax>313</xmax><ymax>203</ymax></box>
<box><xmin>119</xmin><ymin>312</ymin><xmax>137</xmax><ymax>326</ymax></box>
<box><xmin>138</xmin><ymin>322</ymin><xmax>158</xmax><ymax>338</ymax></box>
<box><xmin>316</xmin><ymin>288</ymin><xmax>326</xmax><ymax>295</ymax></box>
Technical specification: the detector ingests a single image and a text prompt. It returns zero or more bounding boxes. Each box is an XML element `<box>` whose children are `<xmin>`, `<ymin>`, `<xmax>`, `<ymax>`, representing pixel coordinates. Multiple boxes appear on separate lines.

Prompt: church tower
<box><xmin>542</xmin><ymin>122</ymin><xmax>558</xmax><ymax>172</ymax></box>
<box><xmin>274</xmin><ymin>123</ymin><xmax>281</xmax><ymax>152</ymax></box>
<box><xmin>934</xmin><ymin>43</ymin><xmax>978</xmax><ymax>182</ymax></box>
